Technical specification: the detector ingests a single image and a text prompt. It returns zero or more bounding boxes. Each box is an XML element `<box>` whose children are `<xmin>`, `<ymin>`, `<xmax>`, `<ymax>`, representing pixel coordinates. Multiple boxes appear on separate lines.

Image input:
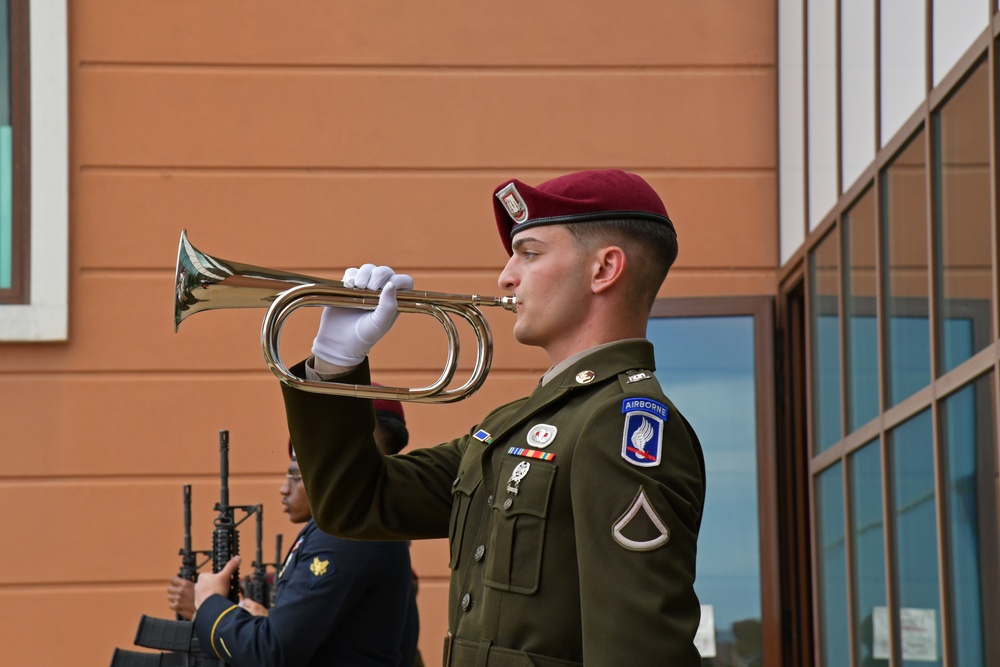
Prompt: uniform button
<box><xmin>503</xmin><ymin>498</ymin><xmax>513</xmax><ymax>510</ymax></box>
<box><xmin>461</xmin><ymin>593</ymin><xmax>472</xmax><ymax>611</ymax></box>
<box><xmin>474</xmin><ymin>545</ymin><xmax>486</xmax><ymax>561</ymax></box>
<box><xmin>486</xmin><ymin>495</ymin><xmax>494</xmax><ymax>506</ymax></box>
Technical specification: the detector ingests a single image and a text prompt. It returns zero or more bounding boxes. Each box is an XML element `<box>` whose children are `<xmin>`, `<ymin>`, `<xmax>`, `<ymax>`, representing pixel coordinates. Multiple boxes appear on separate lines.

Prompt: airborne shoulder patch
<box><xmin>620</xmin><ymin>398</ymin><xmax>668</xmax><ymax>467</ymax></box>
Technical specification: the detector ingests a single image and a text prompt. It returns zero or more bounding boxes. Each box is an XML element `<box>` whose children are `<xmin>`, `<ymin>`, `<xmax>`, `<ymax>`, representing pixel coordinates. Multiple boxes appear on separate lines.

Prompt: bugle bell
<box><xmin>174</xmin><ymin>230</ymin><xmax>516</xmax><ymax>403</ymax></box>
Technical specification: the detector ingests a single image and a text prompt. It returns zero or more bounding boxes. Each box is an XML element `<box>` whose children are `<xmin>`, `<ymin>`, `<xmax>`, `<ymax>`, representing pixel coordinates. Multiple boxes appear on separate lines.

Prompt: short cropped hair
<box><xmin>375</xmin><ymin>413</ymin><xmax>410</xmax><ymax>455</ymax></box>
<box><xmin>566</xmin><ymin>217</ymin><xmax>678</xmax><ymax>314</ymax></box>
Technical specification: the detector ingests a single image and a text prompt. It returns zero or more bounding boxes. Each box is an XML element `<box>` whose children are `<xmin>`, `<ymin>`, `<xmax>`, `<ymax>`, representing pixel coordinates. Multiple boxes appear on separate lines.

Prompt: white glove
<box><xmin>311</xmin><ymin>264</ymin><xmax>414</xmax><ymax>367</ymax></box>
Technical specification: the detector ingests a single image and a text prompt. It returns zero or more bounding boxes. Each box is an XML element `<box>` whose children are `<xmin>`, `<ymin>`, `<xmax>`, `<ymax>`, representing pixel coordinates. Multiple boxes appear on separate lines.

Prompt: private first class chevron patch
<box><xmin>620</xmin><ymin>398</ymin><xmax>668</xmax><ymax>467</ymax></box>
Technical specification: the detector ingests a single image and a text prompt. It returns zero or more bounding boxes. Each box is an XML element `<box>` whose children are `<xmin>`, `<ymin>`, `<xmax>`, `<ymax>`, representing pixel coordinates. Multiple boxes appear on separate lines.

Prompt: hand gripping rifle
<box><xmin>110</xmin><ymin>430</ymin><xmax>256</xmax><ymax>666</ymax></box>
<box><xmin>176</xmin><ymin>485</ymin><xmax>211</xmax><ymax>619</ymax></box>
<box><xmin>212</xmin><ymin>430</ymin><xmax>258</xmax><ymax>603</ymax></box>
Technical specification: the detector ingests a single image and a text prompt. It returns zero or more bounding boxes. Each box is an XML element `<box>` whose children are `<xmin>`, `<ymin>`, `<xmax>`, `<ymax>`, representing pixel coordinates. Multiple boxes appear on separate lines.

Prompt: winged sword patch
<box><xmin>620</xmin><ymin>398</ymin><xmax>667</xmax><ymax>467</ymax></box>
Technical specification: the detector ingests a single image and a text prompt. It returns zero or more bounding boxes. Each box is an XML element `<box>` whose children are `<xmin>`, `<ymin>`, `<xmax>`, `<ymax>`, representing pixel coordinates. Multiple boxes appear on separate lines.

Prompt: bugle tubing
<box><xmin>174</xmin><ymin>230</ymin><xmax>516</xmax><ymax>403</ymax></box>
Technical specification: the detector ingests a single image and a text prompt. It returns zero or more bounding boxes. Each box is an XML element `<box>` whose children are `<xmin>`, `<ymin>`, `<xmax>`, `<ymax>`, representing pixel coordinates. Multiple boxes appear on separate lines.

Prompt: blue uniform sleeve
<box><xmin>193</xmin><ymin>531</ymin><xmax>381</xmax><ymax>666</ymax></box>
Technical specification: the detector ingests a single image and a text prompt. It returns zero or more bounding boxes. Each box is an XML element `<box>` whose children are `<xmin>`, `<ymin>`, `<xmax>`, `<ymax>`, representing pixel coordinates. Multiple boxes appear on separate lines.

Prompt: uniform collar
<box><xmin>540</xmin><ymin>338</ymin><xmax>652</xmax><ymax>387</ymax></box>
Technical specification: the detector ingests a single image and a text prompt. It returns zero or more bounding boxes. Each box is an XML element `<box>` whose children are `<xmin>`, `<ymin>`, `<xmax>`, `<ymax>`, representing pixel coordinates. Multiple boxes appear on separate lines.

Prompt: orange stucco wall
<box><xmin>0</xmin><ymin>2</ymin><xmax>777</xmax><ymax>665</ymax></box>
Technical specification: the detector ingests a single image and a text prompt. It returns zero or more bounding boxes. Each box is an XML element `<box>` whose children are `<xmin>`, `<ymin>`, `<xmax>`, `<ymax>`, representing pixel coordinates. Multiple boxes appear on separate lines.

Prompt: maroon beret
<box><xmin>492</xmin><ymin>169</ymin><xmax>673</xmax><ymax>256</ymax></box>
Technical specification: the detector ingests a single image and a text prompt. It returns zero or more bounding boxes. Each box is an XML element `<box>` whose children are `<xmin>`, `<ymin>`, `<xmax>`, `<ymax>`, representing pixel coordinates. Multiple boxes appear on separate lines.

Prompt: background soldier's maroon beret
<box><xmin>373</xmin><ymin>397</ymin><xmax>406</xmax><ymax>423</ymax></box>
<box><xmin>492</xmin><ymin>169</ymin><xmax>674</xmax><ymax>256</ymax></box>
<box><xmin>287</xmin><ymin>397</ymin><xmax>404</xmax><ymax>460</ymax></box>
<box><xmin>371</xmin><ymin>382</ymin><xmax>406</xmax><ymax>423</ymax></box>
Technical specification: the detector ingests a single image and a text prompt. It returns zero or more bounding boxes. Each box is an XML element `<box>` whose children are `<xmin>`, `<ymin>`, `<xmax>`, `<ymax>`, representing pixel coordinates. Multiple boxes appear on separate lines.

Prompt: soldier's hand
<box><xmin>311</xmin><ymin>264</ymin><xmax>413</xmax><ymax>369</ymax></box>
<box><xmin>166</xmin><ymin>576</ymin><xmax>196</xmax><ymax>620</ymax></box>
<box><xmin>239</xmin><ymin>598</ymin><xmax>269</xmax><ymax>617</ymax></box>
<box><xmin>194</xmin><ymin>556</ymin><xmax>241</xmax><ymax>610</ymax></box>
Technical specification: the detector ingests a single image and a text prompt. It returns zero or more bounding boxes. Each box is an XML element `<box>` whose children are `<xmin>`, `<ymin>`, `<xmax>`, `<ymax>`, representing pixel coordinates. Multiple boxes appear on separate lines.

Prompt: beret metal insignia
<box><xmin>496</xmin><ymin>183</ymin><xmax>529</xmax><ymax>224</ymax></box>
<box><xmin>310</xmin><ymin>557</ymin><xmax>330</xmax><ymax>577</ymax></box>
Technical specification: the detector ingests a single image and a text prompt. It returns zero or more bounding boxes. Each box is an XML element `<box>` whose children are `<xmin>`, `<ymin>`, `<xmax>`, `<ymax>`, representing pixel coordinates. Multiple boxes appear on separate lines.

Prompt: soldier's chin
<box><xmin>511</xmin><ymin>321</ymin><xmax>537</xmax><ymax>346</ymax></box>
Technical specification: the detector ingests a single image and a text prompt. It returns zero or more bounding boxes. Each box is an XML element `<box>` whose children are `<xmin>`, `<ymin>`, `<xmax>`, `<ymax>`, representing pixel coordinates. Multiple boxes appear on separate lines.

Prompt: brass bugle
<box><xmin>174</xmin><ymin>230</ymin><xmax>516</xmax><ymax>403</ymax></box>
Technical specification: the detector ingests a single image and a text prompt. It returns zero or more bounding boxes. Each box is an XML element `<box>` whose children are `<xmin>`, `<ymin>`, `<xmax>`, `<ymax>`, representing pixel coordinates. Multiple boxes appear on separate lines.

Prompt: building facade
<box><xmin>777</xmin><ymin>1</ymin><xmax>1000</xmax><ymax>665</ymax></box>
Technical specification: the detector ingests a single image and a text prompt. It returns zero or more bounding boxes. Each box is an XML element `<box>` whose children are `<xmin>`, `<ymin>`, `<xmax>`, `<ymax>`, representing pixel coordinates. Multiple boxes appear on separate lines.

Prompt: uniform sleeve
<box><xmin>193</xmin><ymin>533</ymin><xmax>382</xmax><ymax>666</ymax></box>
<box><xmin>570</xmin><ymin>393</ymin><xmax>705</xmax><ymax>666</ymax></box>
<box><xmin>281</xmin><ymin>358</ymin><xmax>466</xmax><ymax>540</ymax></box>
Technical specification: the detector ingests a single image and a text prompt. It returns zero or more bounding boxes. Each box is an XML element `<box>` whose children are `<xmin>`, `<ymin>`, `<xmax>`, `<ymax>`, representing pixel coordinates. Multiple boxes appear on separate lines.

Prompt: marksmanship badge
<box><xmin>620</xmin><ymin>398</ymin><xmax>668</xmax><ymax>467</ymax></box>
<box><xmin>496</xmin><ymin>183</ymin><xmax>529</xmax><ymax>224</ymax></box>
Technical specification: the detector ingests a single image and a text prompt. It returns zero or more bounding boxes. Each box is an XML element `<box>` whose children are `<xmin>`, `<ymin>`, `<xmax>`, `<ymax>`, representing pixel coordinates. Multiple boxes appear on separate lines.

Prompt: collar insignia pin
<box><xmin>575</xmin><ymin>370</ymin><xmax>596</xmax><ymax>384</ymax></box>
<box><xmin>310</xmin><ymin>557</ymin><xmax>330</xmax><ymax>577</ymax></box>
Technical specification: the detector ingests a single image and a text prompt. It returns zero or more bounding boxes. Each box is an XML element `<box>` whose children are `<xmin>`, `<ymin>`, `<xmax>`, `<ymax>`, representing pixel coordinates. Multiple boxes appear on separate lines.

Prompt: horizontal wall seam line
<box><xmin>77</xmin><ymin>165</ymin><xmax>777</xmax><ymax>176</ymax></box>
<box><xmin>77</xmin><ymin>61</ymin><xmax>775</xmax><ymax>74</ymax></box>
<box><xmin>0</xmin><ymin>473</ymin><xmax>285</xmax><ymax>484</ymax></box>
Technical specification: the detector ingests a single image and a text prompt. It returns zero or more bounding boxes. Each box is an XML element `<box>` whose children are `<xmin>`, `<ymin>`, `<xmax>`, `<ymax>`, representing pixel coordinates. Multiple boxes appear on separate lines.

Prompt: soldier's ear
<box><xmin>591</xmin><ymin>245</ymin><xmax>626</xmax><ymax>295</ymax></box>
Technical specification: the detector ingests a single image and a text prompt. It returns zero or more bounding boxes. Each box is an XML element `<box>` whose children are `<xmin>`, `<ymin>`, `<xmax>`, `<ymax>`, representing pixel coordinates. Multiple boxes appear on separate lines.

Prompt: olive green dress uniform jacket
<box><xmin>282</xmin><ymin>340</ymin><xmax>706</xmax><ymax>667</ymax></box>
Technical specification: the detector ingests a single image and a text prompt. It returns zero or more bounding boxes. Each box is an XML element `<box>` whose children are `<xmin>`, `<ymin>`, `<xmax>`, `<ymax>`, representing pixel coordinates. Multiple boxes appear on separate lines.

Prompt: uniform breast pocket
<box><xmin>448</xmin><ymin>472</ymin><xmax>482</xmax><ymax>570</ymax></box>
<box><xmin>483</xmin><ymin>458</ymin><xmax>557</xmax><ymax>595</ymax></box>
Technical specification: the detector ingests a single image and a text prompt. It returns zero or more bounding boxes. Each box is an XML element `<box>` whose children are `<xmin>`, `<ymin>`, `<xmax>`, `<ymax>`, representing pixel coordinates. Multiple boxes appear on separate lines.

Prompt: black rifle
<box><xmin>178</xmin><ymin>485</ymin><xmax>198</xmax><ymax>583</ymax></box>
<box><xmin>176</xmin><ymin>485</ymin><xmax>211</xmax><ymax>620</ymax></box>
<box><xmin>212</xmin><ymin>429</ymin><xmax>258</xmax><ymax>603</ymax></box>
<box><xmin>110</xmin><ymin>429</ymin><xmax>259</xmax><ymax>666</ymax></box>
<box><xmin>244</xmin><ymin>504</ymin><xmax>270</xmax><ymax>606</ymax></box>
<box><xmin>270</xmin><ymin>533</ymin><xmax>283</xmax><ymax>607</ymax></box>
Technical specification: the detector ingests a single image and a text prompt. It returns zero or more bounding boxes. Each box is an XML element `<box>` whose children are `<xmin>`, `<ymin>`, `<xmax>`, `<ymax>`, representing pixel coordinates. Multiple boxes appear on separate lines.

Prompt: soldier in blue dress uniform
<box><xmin>191</xmin><ymin>403</ymin><xmax>420</xmax><ymax>667</ymax></box>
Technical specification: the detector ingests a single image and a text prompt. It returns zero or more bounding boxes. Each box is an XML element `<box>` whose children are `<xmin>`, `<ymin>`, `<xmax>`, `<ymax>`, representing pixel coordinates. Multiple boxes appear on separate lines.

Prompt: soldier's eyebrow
<box><xmin>511</xmin><ymin>236</ymin><xmax>544</xmax><ymax>252</ymax></box>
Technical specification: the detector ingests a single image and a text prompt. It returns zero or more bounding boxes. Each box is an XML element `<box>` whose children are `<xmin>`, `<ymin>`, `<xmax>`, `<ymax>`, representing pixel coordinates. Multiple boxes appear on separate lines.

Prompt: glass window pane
<box><xmin>808</xmin><ymin>0</ymin><xmax>838</xmax><ymax>227</ymax></box>
<box><xmin>880</xmin><ymin>0</ymin><xmax>926</xmax><ymax>145</ymax></box>
<box><xmin>810</xmin><ymin>229</ymin><xmax>842</xmax><ymax>452</ymax></box>
<box><xmin>647</xmin><ymin>316</ymin><xmax>761</xmax><ymax>664</ymax></box>
<box><xmin>940</xmin><ymin>374</ymin><xmax>995</xmax><ymax>667</ymax></box>
<box><xmin>890</xmin><ymin>410</ymin><xmax>943</xmax><ymax>667</ymax></box>
<box><xmin>850</xmin><ymin>440</ymin><xmax>888</xmax><ymax>666</ymax></box>
<box><xmin>844</xmin><ymin>187</ymin><xmax>879</xmax><ymax>431</ymax></box>
<box><xmin>933</xmin><ymin>60</ymin><xmax>993</xmax><ymax>376</ymax></box>
<box><xmin>817</xmin><ymin>462</ymin><xmax>849</xmax><ymax>667</ymax></box>
<box><xmin>840</xmin><ymin>0</ymin><xmax>876</xmax><ymax>189</ymax></box>
<box><xmin>933</xmin><ymin>0</ymin><xmax>987</xmax><ymax>86</ymax></box>
<box><xmin>881</xmin><ymin>132</ymin><xmax>931</xmax><ymax>406</ymax></box>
